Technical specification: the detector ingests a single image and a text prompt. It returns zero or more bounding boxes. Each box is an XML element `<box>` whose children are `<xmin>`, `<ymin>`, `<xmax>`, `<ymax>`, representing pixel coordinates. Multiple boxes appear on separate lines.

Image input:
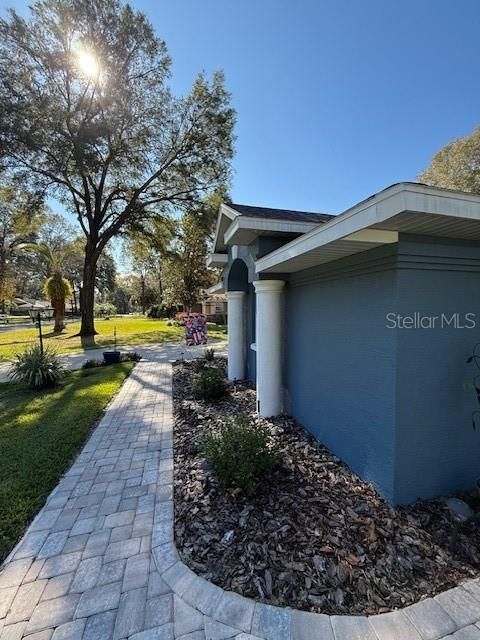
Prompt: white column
<box><xmin>254</xmin><ymin>280</ymin><xmax>285</xmax><ymax>417</ymax></box>
<box><xmin>227</xmin><ymin>291</ymin><xmax>246</xmax><ymax>381</ymax></box>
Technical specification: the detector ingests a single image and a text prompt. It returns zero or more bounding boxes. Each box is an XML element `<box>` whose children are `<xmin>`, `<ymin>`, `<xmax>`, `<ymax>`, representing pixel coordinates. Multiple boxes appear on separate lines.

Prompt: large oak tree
<box><xmin>0</xmin><ymin>0</ymin><xmax>235</xmax><ymax>344</ymax></box>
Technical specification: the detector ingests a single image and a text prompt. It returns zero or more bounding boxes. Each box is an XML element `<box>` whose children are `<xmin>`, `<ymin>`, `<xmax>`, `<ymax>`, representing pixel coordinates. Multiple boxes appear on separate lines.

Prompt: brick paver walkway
<box><xmin>0</xmin><ymin>344</ymin><xmax>237</xmax><ymax>640</ymax></box>
<box><xmin>1</xmin><ymin>343</ymin><xmax>480</xmax><ymax>639</ymax></box>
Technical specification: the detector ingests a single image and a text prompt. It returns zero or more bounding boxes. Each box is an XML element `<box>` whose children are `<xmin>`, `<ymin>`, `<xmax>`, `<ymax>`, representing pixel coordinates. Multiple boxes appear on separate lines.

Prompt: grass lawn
<box><xmin>0</xmin><ymin>362</ymin><xmax>133</xmax><ymax>562</ymax></box>
<box><xmin>0</xmin><ymin>315</ymin><xmax>227</xmax><ymax>362</ymax></box>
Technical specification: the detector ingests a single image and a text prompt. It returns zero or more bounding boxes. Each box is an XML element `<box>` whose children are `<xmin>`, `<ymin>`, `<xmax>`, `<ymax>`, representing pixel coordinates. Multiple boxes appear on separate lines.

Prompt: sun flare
<box><xmin>76</xmin><ymin>49</ymin><xmax>100</xmax><ymax>80</ymax></box>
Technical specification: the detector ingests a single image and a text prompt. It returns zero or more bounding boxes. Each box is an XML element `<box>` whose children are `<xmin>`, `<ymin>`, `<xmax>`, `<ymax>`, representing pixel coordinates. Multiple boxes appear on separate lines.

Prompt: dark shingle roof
<box><xmin>229</xmin><ymin>203</ymin><xmax>333</xmax><ymax>224</ymax></box>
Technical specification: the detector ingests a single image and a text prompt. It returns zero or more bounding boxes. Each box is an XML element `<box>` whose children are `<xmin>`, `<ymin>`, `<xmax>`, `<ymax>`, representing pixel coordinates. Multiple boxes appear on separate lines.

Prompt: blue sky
<box><xmin>2</xmin><ymin>0</ymin><xmax>479</xmax><ymax>216</ymax></box>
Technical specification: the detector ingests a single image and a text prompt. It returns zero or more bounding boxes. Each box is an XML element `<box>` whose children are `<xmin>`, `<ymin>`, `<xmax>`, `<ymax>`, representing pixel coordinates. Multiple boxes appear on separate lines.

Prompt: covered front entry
<box><xmin>226</xmin><ymin>258</ymin><xmax>286</xmax><ymax>417</ymax></box>
<box><xmin>225</xmin><ymin>258</ymin><xmax>249</xmax><ymax>381</ymax></box>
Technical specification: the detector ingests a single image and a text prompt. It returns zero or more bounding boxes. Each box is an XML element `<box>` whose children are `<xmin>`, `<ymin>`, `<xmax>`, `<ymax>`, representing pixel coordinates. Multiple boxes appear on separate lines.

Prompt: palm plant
<box><xmin>18</xmin><ymin>242</ymin><xmax>73</xmax><ymax>332</ymax></box>
<box><xmin>44</xmin><ymin>271</ymin><xmax>72</xmax><ymax>332</ymax></box>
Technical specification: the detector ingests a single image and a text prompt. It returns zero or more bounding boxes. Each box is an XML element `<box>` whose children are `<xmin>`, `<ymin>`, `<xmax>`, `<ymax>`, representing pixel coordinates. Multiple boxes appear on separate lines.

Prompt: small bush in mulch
<box><xmin>204</xmin><ymin>348</ymin><xmax>215</xmax><ymax>362</ymax></box>
<box><xmin>173</xmin><ymin>358</ymin><xmax>480</xmax><ymax>616</ymax></box>
<box><xmin>192</xmin><ymin>366</ymin><xmax>226</xmax><ymax>401</ymax></box>
<box><xmin>203</xmin><ymin>415</ymin><xmax>277</xmax><ymax>495</ymax></box>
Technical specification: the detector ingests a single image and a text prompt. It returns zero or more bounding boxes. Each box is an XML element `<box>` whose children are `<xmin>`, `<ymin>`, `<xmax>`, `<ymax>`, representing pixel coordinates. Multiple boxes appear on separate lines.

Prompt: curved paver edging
<box><xmin>157</xmin><ymin>365</ymin><xmax>480</xmax><ymax>640</ymax></box>
<box><xmin>0</xmin><ymin>350</ymin><xmax>478</xmax><ymax>639</ymax></box>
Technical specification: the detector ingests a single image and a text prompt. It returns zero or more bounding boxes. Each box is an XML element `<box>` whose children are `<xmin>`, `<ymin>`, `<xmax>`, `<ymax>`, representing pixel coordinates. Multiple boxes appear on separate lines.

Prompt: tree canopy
<box><xmin>418</xmin><ymin>126</ymin><xmax>480</xmax><ymax>194</ymax></box>
<box><xmin>123</xmin><ymin>189</ymin><xmax>225</xmax><ymax>311</ymax></box>
<box><xmin>0</xmin><ymin>0</ymin><xmax>235</xmax><ymax>341</ymax></box>
<box><xmin>0</xmin><ymin>184</ymin><xmax>43</xmax><ymax>310</ymax></box>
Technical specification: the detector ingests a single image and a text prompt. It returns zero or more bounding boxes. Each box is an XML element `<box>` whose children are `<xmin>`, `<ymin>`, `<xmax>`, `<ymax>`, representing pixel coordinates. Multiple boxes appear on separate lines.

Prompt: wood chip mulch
<box><xmin>173</xmin><ymin>358</ymin><xmax>480</xmax><ymax>615</ymax></box>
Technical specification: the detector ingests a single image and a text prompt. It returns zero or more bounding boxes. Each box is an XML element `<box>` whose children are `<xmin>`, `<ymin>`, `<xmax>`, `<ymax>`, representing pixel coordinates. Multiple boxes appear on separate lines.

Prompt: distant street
<box><xmin>0</xmin><ymin>322</ymin><xmax>34</xmax><ymax>332</ymax></box>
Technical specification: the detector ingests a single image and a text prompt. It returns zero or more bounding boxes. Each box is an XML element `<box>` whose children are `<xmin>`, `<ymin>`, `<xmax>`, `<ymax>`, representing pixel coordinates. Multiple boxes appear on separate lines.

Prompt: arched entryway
<box><xmin>226</xmin><ymin>258</ymin><xmax>248</xmax><ymax>293</ymax></box>
<box><xmin>226</xmin><ymin>259</ymin><xmax>249</xmax><ymax>381</ymax></box>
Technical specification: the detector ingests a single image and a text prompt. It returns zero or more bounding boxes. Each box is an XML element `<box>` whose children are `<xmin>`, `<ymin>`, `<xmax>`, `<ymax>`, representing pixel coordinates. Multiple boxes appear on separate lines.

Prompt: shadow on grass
<box><xmin>0</xmin><ymin>337</ymin><xmax>38</xmax><ymax>347</ymax></box>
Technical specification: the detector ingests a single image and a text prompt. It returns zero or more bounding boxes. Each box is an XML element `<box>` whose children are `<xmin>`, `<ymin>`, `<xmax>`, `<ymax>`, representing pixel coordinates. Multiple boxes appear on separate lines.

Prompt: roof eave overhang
<box><xmin>224</xmin><ymin>217</ymin><xmax>320</xmax><ymax>247</ymax></box>
<box><xmin>255</xmin><ymin>183</ymin><xmax>480</xmax><ymax>274</ymax></box>
<box><xmin>212</xmin><ymin>203</ymin><xmax>242</xmax><ymax>253</ymax></box>
<box><xmin>206</xmin><ymin>282</ymin><xmax>225</xmax><ymax>295</ymax></box>
<box><xmin>206</xmin><ymin>253</ymin><xmax>228</xmax><ymax>268</ymax></box>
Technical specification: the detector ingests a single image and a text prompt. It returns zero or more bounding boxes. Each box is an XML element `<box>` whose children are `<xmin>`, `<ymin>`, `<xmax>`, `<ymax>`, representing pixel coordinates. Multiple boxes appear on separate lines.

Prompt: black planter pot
<box><xmin>103</xmin><ymin>350</ymin><xmax>121</xmax><ymax>365</ymax></box>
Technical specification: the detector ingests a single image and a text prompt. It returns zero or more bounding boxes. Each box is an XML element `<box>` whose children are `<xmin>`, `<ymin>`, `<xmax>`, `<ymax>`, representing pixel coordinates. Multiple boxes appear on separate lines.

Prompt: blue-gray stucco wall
<box><xmin>285</xmin><ymin>247</ymin><xmax>399</xmax><ymax>502</ymax></box>
<box><xmin>285</xmin><ymin>236</ymin><xmax>480</xmax><ymax>504</ymax></box>
<box><xmin>394</xmin><ymin>236</ymin><xmax>480</xmax><ymax>503</ymax></box>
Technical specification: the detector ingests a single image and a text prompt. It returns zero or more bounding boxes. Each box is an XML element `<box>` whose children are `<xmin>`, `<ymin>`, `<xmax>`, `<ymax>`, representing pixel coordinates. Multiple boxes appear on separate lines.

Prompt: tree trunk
<box><xmin>0</xmin><ymin>248</ymin><xmax>8</xmax><ymax>314</ymax></box>
<box><xmin>53</xmin><ymin>298</ymin><xmax>65</xmax><ymax>332</ymax></box>
<box><xmin>72</xmin><ymin>286</ymin><xmax>78</xmax><ymax>315</ymax></box>
<box><xmin>141</xmin><ymin>274</ymin><xmax>146</xmax><ymax>314</ymax></box>
<box><xmin>157</xmin><ymin>260</ymin><xmax>163</xmax><ymax>304</ymax></box>
<box><xmin>79</xmin><ymin>249</ymin><xmax>99</xmax><ymax>346</ymax></box>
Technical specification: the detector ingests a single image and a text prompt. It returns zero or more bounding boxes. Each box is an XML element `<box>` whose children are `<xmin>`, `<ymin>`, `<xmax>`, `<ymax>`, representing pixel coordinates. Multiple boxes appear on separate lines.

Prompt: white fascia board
<box><xmin>255</xmin><ymin>183</ymin><xmax>480</xmax><ymax>273</ymax></box>
<box><xmin>212</xmin><ymin>215</ymin><xmax>224</xmax><ymax>254</ymax></box>
<box><xmin>206</xmin><ymin>253</ymin><xmax>228</xmax><ymax>268</ymax></box>
<box><xmin>206</xmin><ymin>282</ymin><xmax>225</xmax><ymax>294</ymax></box>
<box><xmin>343</xmin><ymin>229</ymin><xmax>399</xmax><ymax>244</ymax></box>
<box><xmin>223</xmin><ymin>216</ymin><xmax>320</xmax><ymax>246</ymax></box>
<box><xmin>212</xmin><ymin>203</ymin><xmax>241</xmax><ymax>253</ymax></box>
<box><xmin>222</xmin><ymin>204</ymin><xmax>243</xmax><ymax>220</ymax></box>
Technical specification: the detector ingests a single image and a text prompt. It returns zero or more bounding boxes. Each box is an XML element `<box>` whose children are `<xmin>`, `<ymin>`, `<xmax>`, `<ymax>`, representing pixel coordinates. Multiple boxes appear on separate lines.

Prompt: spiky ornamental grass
<box><xmin>9</xmin><ymin>345</ymin><xmax>65</xmax><ymax>390</ymax></box>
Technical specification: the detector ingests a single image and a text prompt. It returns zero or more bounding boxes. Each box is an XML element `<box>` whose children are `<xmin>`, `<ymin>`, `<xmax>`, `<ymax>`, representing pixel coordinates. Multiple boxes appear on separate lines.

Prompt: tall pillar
<box><xmin>254</xmin><ymin>280</ymin><xmax>285</xmax><ymax>417</ymax></box>
<box><xmin>227</xmin><ymin>291</ymin><xmax>246</xmax><ymax>381</ymax></box>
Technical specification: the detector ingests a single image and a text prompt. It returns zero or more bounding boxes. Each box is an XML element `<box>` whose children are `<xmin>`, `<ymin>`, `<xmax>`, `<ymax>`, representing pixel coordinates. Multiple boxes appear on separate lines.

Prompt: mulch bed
<box><xmin>173</xmin><ymin>357</ymin><xmax>480</xmax><ymax>615</ymax></box>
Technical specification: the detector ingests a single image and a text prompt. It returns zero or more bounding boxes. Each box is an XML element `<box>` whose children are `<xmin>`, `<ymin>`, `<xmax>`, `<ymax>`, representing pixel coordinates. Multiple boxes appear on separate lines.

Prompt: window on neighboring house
<box><xmin>215</xmin><ymin>304</ymin><xmax>223</xmax><ymax>313</ymax></box>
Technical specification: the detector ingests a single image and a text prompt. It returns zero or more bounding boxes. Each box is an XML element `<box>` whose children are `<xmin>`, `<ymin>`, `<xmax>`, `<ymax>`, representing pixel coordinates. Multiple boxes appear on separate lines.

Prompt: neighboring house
<box><xmin>14</xmin><ymin>298</ymin><xmax>53</xmax><ymax>318</ymax></box>
<box><xmin>207</xmin><ymin>183</ymin><xmax>480</xmax><ymax>505</ymax></box>
<box><xmin>201</xmin><ymin>292</ymin><xmax>227</xmax><ymax>322</ymax></box>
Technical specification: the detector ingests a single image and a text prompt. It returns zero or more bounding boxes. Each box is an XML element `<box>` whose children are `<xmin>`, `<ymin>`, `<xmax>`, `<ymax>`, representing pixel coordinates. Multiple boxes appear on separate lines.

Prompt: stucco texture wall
<box><xmin>394</xmin><ymin>236</ymin><xmax>480</xmax><ymax>503</ymax></box>
<box><xmin>285</xmin><ymin>247</ymin><xmax>399</xmax><ymax>502</ymax></box>
<box><xmin>285</xmin><ymin>236</ymin><xmax>480</xmax><ymax>504</ymax></box>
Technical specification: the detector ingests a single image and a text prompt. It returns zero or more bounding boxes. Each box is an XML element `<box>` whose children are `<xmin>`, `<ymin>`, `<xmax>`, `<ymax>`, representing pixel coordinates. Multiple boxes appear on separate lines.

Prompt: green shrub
<box><xmin>82</xmin><ymin>352</ymin><xmax>140</xmax><ymax>369</ymax></box>
<box><xmin>82</xmin><ymin>358</ymin><xmax>104</xmax><ymax>369</ymax></box>
<box><xmin>94</xmin><ymin>302</ymin><xmax>116</xmax><ymax>319</ymax></box>
<box><xmin>203</xmin><ymin>416</ymin><xmax>276</xmax><ymax>495</ymax></box>
<box><xmin>193</xmin><ymin>358</ymin><xmax>206</xmax><ymax>373</ymax></box>
<box><xmin>204</xmin><ymin>348</ymin><xmax>215</xmax><ymax>362</ymax></box>
<box><xmin>192</xmin><ymin>366</ymin><xmax>226</xmax><ymax>400</ymax></box>
<box><xmin>147</xmin><ymin>305</ymin><xmax>159</xmax><ymax>318</ymax></box>
<box><xmin>147</xmin><ymin>304</ymin><xmax>169</xmax><ymax>318</ymax></box>
<box><xmin>121</xmin><ymin>351</ymin><xmax>142</xmax><ymax>362</ymax></box>
<box><xmin>9</xmin><ymin>345</ymin><xmax>65</xmax><ymax>389</ymax></box>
